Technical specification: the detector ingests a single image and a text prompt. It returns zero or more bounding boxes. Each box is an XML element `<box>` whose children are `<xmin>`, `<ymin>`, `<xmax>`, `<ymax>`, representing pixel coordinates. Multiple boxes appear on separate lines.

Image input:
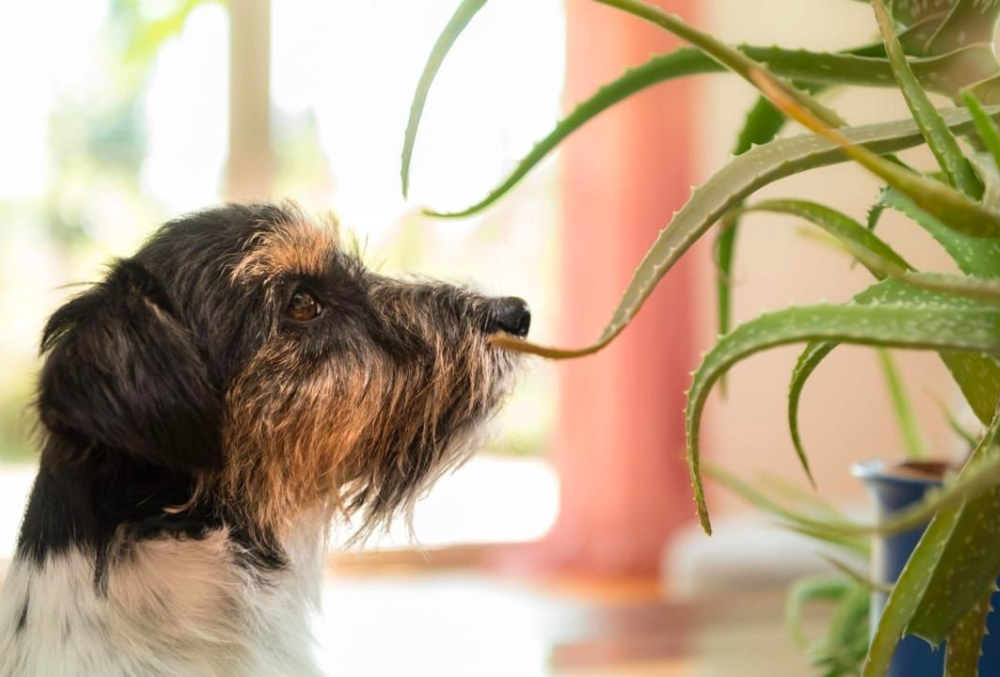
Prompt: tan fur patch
<box><xmin>229</xmin><ymin>204</ymin><xmax>340</xmax><ymax>286</ymax></box>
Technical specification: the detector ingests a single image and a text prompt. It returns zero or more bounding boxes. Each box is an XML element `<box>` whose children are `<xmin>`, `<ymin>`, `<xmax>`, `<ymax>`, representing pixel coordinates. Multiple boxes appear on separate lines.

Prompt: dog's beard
<box><xmin>221</xmin><ymin>331</ymin><xmax>518</xmax><ymax>542</ymax></box>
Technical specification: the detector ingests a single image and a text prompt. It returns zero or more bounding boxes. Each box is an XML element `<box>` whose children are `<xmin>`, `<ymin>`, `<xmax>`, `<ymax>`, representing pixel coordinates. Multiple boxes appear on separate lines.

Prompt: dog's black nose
<box><xmin>487</xmin><ymin>297</ymin><xmax>531</xmax><ymax>338</ymax></box>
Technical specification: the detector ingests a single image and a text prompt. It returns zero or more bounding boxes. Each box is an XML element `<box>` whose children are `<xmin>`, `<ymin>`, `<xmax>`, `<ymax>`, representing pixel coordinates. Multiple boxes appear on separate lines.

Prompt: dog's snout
<box><xmin>487</xmin><ymin>297</ymin><xmax>531</xmax><ymax>338</ymax></box>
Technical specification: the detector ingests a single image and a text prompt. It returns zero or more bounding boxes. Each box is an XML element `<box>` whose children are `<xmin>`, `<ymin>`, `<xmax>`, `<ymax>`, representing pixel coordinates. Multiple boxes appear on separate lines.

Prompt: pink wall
<box><xmin>535</xmin><ymin>0</ymin><xmax>701</xmax><ymax>576</ymax></box>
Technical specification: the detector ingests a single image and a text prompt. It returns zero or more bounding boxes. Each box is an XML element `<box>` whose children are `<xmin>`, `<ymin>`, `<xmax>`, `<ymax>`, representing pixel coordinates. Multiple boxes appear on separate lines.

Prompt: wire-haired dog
<box><xmin>0</xmin><ymin>203</ymin><xmax>530</xmax><ymax>676</ymax></box>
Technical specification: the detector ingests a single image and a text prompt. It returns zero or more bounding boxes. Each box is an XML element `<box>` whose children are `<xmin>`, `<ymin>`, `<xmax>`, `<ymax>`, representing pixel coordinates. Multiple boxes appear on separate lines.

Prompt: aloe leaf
<box><xmin>424</xmin><ymin>48</ymin><xmax>721</xmax><ymax>218</ymax></box>
<box><xmin>737</xmin><ymin>199</ymin><xmax>913</xmax><ymax>276</ymax></box>
<box><xmin>877</xmin><ymin>349</ymin><xmax>931</xmax><ymax>459</ymax></box>
<box><xmin>744</xmin><ymin>44</ymin><xmax>998</xmax><ymax>97</ymax></box>
<box><xmin>891</xmin><ymin>0</ymin><xmax>958</xmax><ymax>27</ymax></box>
<box><xmin>687</xmin><ymin>283</ymin><xmax>1000</xmax><ymax>533</ymax></box>
<box><xmin>968</xmin><ymin>73</ymin><xmax>1000</xmax><ymax>107</ymax></box>
<box><xmin>788</xmin><ymin>341</ymin><xmax>839</xmax><ymax>483</ymax></box>
<box><xmin>818</xmin><ymin>585</ymin><xmax>871</xmax><ymax>671</ymax></box>
<box><xmin>936</xmin><ymin>397</ymin><xmax>980</xmax><ymax>449</ymax></box>
<box><xmin>491</xmin><ymin>106</ymin><xmax>999</xmax><ymax>358</ymax></box>
<box><xmin>823</xmin><ymin>555</ymin><xmax>893</xmax><ymax>594</ymax></box>
<box><xmin>420</xmin><ymin>44</ymin><xmax>870</xmax><ymax>218</ymax></box>
<box><xmin>728</xmin><ymin>197</ymin><xmax>914</xmax><ymax>476</ymax></box>
<box><xmin>874</xmin><ymin>0</ymin><xmax>983</xmax><ymax>198</ymax></box>
<box><xmin>791</xmin><ymin>450</ymin><xmax>1000</xmax><ymax>539</ymax></box>
<box><xmin>785</xmin><ymin>523</ymin><xmax>873</xmax><ymax>555</ymax></box>
<box><xmin>970</xmin><ymin>152</ymin><xmax>1000</xmax><ymax>213</ymax></box>
<box><xmin>891</xmin><ymin>271</ymin><xmax>1000</xmax><ymax>305</ymax></box>
<box><xmin>944</xmin><ymin>351</ymin><xmax>1000</xmax><ymax>426</ymax></box>
<box><xmin>863</xmin><ymin>407</ymin><xmax>1000</xmax><ymax>677</ymax></box>
<box><xmin>927</xmin><ymin>0</ymin><xmax>1000</xmax><ymax>56</ymax></box>
<box><xmin>421</xmin><ymin>43</ymin><xmax>991</xmax><ymax>218</ymax></box>
<box><xmin>706</xmin><ymin>464</ymin><xmax>870</xmax><ymax>551</ymax></box>
<box><xmin>907</xmin><ymin>463</ymin><xmax>1000</xmax><ymax>644</ymax></box>
<box><xmin>944</xmin><ymin>586</ymin><xmax>994</xmax><ymax>677</ymax></box>
<box><xmin>877</xmin><ymin>188</ymin><xmax>1000</xmax><ymax>279</ymax></box>
<box><xmin>754</xmin><ymin>69</ymin><xmax>1000</xmax><ymax>238</ymax></box>
<box><xmin>787</xmin><ymin>577</ymin><xmax>853</xmax><ymax>648</ymax></box>
<box><xmin>906</xmin><ymin>496</ymin><xmax>1000</xmax><ymax>646</ymax></box>
<box><xmin>965</xmin><ymin>92</ymin><xmax>1000</xmax><ymax>173</ymax></box>
<box><xmin>400</xmin><ymin>0</ymin><xmax>487</xmax><ymax>198</ymax></box>
<box><xmin>875</xmin><ymin>187</ymin><xmax>1000</xmax><ymax>424</ymax></box>
<box><xmin>706</xmin><ymin>464</ymin><xmax>826</xmax><ymax>526</ymax></box>
<box><xmin>593</xmin><ymin>0</ymin><xmax>843</xmax><ymax>126</ymax></box>
<box><xmin>758</xmin><ymin>472</ymin><xmax>846</xmax><ymax>519</ymax></box>
<box><xmin>715</xmin><ymin>96</ymin><xmax>786</xmax><ymax>348</ymax></box>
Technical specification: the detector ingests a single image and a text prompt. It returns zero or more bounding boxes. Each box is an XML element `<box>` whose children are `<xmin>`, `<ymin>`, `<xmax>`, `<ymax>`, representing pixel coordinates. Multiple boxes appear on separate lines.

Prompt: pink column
<box><xmin>536</xmin><ymin>0</ymin><xmax>701</xmax><ymax>577</ymax></box>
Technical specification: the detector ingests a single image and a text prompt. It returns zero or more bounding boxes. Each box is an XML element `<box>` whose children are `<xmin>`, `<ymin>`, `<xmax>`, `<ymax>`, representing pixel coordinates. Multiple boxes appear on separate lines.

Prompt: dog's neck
<box><xmin>0</xmin><ymin>458</ymin><xmax>331</xmax><ymax>677</ymax></box>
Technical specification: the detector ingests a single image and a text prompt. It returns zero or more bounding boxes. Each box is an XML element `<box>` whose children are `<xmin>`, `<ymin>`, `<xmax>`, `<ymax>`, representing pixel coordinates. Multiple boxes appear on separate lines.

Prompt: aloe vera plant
<box><xmin>403</xmin><ymin>1</ymin><xmax>1000</xmax><ymax>675</ymax></box>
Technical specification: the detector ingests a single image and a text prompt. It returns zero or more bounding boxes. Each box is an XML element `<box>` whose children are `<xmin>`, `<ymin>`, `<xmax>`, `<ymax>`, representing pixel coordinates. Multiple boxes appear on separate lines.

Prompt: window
<box><xmin>0</xmin><ymin>0</ymin><xmax>565</xmax><ymax>559</ymax></box>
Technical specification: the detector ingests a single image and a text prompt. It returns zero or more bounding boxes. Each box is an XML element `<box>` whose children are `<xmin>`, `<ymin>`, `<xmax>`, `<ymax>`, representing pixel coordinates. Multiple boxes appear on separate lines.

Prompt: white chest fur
<box><xmin>0</xmin><ymin>521</ymin><xmax>327</xmax><ymax>677</ymax></box>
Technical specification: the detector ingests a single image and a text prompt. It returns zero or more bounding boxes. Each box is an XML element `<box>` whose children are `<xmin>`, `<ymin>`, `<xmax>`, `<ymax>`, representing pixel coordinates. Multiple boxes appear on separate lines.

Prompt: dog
<box><xmin>0</xmin><ymin>202</ymin><xmax>530</xmax><ymax>676</ymax></box>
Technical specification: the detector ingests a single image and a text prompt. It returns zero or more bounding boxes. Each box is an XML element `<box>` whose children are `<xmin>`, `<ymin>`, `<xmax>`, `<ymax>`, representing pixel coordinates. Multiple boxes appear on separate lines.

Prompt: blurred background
<box><xmin>0</xmin><ymin>0</ymin><xmax>974</xmax><ymax>675</ymax></box>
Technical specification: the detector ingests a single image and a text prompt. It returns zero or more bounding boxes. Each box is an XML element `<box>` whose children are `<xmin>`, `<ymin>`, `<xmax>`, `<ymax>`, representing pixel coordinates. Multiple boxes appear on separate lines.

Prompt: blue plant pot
<box><xmin>853</xmin><ymin>459</ymin><xmax>1000</xmax><ymax>677</ymax></box>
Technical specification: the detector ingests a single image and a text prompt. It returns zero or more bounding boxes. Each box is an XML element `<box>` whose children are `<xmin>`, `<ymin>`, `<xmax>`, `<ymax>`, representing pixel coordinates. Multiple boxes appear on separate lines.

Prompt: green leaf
<box><xmin>790</xmin><ymin>448</ymin><xmax>1000</xmax><ymax>540</ymax></box>
<box><xmin>874</xmin><ymin>0</ymin><xmax>983</xmax><ymax>198</ymax></box>
<box><xmin>965</xmin><ymin>92</ymin><xmax>1000</xmax><ymax>173</ymax></box>
<box><xmin>863</xmin><ymin>406</ymin><xmax>1000</xmax><ymax>677</ymax></box>
<box><xmin>816</xmin><ymin>585</ymin><xmax>871</xmax><ymax>674</ymax></box>
<box><xmin>687</xmin><ymin>282</ymin><xmax>1000</xmax><ymax>533</ymax></box>
<box><xmin>758</xmin><ymin>472</ymin><xmax>846</xmax><ymax>519</ymax></box>
<box><xmin>934</xmin><ymin>396</ymin><xmax>980</xmax><ymax>448</ymax></box>
<box><xmin>890</xmin><ymin>271</ymin><xmax>1000</xmax><ymax>305</ymax></box>
<box><xmin>400</xmin><ymin>0</ymin><xmax>487</xmax><ymax>198</ymax></box>
<box><xmin>907</xmin><ymin>475</ymin><xmax>1000</xmax><ymax>645</ymax></box>
<box><xmin>789</xmin><ymin>341</ymin><xmax>839</xmax><ymax>483</ymax></box>
<box><xmin>492</xmin><ymin>107</ymin><xmax>1000</xmax><ymax>358</ymax></box>
<box><xmin>877</xmin><ymin>349</ymin><xmax>931</xmax><ymax>459</ymax></box>
<box><xmin>785</xmin><ymin>523</ymin><xmax>872</xmax><ymax>555</ymax></box>
<box><xmin>875</xmin><ymin>187</ymin><xmax>1000</xmax><ymax>425</ymax></box>
<box><xmin>425</xmin><ymin>48</ymin><xmax>721</xmax><ymax>217</ymax></box>
<box><xmin>944</xmin><ymin>586</ymin><xmax>994</xmax><ymax>677</ymax></box>
<box><xmin>926</xmin><ymin>0</ymin><xmax>1000</xmax><ymax>56</ymax></box>
<box><xmin>706</xmin><ymin>464</ymin><xmax>825</xmax><ymax>526</ymax></box>
<box><xmin>743</xmin><ymin>44</ymin><xmax>998</xmax><ymax>97</ymax></box>
<box><xmin>419</xmin><ymin>43</ymin><xmax>990</xmax><ymax>218</ymax></box>
<box><xmin>943</xmin><ymin>352</ymin><xmax>1000</xmax><ymax>425</ymax></box>
<box><xmin>877</xmin><ymin>188</ymin><xmax>1000</xmax><ymax>279</ymax></box>
<box><xmin>726</xmin><ymin>197</ymin><xmax>914</xmax><ymax>477</ymax></box>
<box><xmin>823</xmin><ymin>555</ymin><xmax>893</xmax><ymax>594</ymax></box>
<box><xmin>594</xmin><ymin>0</ymin><xmax>843</xmax><ymax>125</ymax></box>
<box><xmin>967</xmin><ymin>73</ymin><xmax>1000</xmax><ymax>107</ymax></box>
<box><xmin>786</xmin><ymin>576</ymin><xmax>853</xmax><ymax>648</ymax></box>
<box><xmin>970</xmin><ymin>152</ymin><xmax>1000</xmax><ymax>213</ymax></box>
<box><xmin>736</xmin><ymin>199</ymin><xmax>913</xmax><ymax>277</ymax></box>
<box><xmin>753</xmin><ymin>69</ymin><xmax>1000</xmax><ymax>240</ymax></box>
<box><xmin>891</xmin><ymin>0</ymin><xmax>958</xmax><ymax>28</ymax></box>
<box><xmin>715</xmin><ymin>96</ymin><xmax>786</xmax><ymax>345</ymax></box>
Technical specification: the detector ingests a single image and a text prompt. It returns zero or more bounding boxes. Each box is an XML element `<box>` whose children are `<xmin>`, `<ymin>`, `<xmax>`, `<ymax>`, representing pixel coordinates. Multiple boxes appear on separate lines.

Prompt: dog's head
<box><xmin>37</xmin><ymin>203</ymin><xmax>528</xmax><ymax>538</ymax></box>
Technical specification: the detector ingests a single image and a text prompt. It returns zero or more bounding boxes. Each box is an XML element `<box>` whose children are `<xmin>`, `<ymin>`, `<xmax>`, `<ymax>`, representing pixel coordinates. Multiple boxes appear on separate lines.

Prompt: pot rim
<box><xmin>851</xmin><ymin>458</ymin><xmax>954</xmax><ymax>488</ymax></box>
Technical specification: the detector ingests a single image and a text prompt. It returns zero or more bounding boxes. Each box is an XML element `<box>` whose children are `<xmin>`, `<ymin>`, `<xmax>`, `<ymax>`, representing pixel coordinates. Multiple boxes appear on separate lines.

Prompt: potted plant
<box><xmin>402</xmin><ymin>1</ymin><xmax>1000</xmax><ymax>675</ymax></box>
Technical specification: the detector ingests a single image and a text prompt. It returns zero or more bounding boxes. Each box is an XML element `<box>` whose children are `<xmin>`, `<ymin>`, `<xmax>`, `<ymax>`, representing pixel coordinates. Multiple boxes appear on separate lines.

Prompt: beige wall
<box><xmin>694</xmin><ymin>0</ymin><xmax>968</xmax><ymax>512</ymax></box>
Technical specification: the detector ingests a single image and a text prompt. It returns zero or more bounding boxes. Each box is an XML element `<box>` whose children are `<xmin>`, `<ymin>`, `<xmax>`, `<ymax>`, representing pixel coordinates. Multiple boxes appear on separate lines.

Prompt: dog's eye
<box><xmin>287</xmin><ymin>289</ymin><xmax>322</xmax><ymax>322</ymax></box>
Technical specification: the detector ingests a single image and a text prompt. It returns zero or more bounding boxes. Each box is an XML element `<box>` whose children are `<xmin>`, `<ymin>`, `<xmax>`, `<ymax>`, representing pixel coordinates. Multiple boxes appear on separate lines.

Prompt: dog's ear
<box><xmin>38</xmin><ymin>259</ymin><xmax>223</xmax><ymax>472</ymax></box>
